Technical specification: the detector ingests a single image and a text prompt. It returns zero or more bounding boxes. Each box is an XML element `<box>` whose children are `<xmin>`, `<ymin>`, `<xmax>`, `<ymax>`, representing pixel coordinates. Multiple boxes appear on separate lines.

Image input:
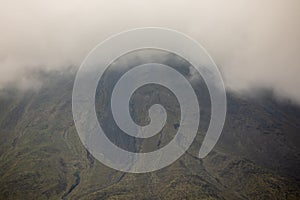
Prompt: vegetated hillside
<box><xmin>0</xmin><ymin>69</ymin><xmax>299</xmax><ymax>200</ymax></box>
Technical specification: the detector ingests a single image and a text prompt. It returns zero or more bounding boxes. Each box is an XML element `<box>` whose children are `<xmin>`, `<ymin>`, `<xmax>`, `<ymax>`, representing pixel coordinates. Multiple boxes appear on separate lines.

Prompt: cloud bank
<box><xmin>0</xmin><ymin>0</ymin><xmax>299</xmax><ymax>102</ymax></box>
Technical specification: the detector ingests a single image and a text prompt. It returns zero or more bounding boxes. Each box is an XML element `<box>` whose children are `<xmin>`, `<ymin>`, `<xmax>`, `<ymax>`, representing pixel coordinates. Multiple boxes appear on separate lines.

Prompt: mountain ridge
<box><xmin>0</xmin><ymin>69</ymin><xmax>299</xmax><ymax>199</ymax></box>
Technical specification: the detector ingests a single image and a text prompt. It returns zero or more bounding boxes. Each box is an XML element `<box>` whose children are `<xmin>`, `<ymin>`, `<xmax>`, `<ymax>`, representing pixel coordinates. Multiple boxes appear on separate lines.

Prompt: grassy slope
<box><xmin>0</xmin><ymin>71</ymin><xmax>299</xmax><ymax>199</ymax></box>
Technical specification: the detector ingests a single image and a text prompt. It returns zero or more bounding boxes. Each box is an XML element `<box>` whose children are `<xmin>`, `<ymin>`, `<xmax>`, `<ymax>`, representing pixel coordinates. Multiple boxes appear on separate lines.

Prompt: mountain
<box><xmin>0</xmin><ymin>67</ymin><xmax>299</xmax><ymax>200</ymax></box>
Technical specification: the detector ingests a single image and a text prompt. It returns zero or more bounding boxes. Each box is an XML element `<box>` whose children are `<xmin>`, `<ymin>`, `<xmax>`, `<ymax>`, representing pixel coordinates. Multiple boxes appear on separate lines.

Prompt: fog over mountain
<box><xmin>0</xmin><ymin>52</ymin><xmax>299</xmax><ymax>199</ymax></box>
<box><xmin>0</xmin><ymin>0</ymin><xmax>300</xmax><ymax>102</ymax></box>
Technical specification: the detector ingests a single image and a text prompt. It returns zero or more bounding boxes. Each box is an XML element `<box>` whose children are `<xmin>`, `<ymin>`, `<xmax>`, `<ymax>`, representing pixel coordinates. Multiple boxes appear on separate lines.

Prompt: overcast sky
<box><xmin>0</xmin><ymin>0</ymin><xmax>299</xmax><ymax>102</ymax></box>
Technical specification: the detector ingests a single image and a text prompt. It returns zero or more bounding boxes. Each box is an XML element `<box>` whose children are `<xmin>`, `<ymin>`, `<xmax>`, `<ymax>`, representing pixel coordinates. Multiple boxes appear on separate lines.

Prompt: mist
<box><xmin>0</xmin><ymin>0</ymin><xmax>299</xmax><ymax>102</ymax></box>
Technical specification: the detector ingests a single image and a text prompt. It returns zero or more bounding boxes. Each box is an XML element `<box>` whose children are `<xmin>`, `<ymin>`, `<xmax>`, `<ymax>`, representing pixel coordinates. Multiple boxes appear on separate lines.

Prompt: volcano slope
<box><xmin>0</xmin><ymin>66</ymin><xmax>299</xmax><ymax>200</ymax></box>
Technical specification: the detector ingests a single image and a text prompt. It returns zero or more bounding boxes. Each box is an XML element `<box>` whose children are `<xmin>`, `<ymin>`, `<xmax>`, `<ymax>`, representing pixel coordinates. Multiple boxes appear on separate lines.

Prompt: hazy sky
<box><xmin>0</xmin><ymin>0</ymin><xmax>299</xmax><ymax>102</ymax></box>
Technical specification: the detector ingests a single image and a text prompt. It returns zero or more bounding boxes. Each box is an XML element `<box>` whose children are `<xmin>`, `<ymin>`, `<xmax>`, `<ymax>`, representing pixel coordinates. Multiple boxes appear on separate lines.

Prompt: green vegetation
<box><xmin>0</xmin><ymin>70</ymin><xmax>299</xmax><ymax>199</ymax></box>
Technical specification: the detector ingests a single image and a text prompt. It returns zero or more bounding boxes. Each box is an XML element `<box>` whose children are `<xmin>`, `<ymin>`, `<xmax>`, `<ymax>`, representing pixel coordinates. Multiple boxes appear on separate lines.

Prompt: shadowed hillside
<box><xmin>0</xmin><ymin>67</ymin><xmax>299</xmax><ymax>199</ymax></box>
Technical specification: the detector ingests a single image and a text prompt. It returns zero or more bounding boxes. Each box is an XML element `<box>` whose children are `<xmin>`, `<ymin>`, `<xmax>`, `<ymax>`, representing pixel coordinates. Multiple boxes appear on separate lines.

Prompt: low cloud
<box><xmin>0</xmin><ymin>0</ymin><xmax>299</xmax><ymax>102</ymax></box>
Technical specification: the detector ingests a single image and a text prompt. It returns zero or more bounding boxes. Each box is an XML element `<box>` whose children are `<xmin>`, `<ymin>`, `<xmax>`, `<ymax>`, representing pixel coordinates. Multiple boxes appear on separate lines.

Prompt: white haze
<box><xmin>0</xmin><ymin>0</ymin><xmax>299</xmax><ymax>102</ymax></box>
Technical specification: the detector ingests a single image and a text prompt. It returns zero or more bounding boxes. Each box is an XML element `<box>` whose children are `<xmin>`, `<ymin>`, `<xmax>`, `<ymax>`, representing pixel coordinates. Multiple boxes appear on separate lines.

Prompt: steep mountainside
<box><xmin>0</xmin><ymin>69</ymin><xmax>299</xmax><ymax>200</ymax></box>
